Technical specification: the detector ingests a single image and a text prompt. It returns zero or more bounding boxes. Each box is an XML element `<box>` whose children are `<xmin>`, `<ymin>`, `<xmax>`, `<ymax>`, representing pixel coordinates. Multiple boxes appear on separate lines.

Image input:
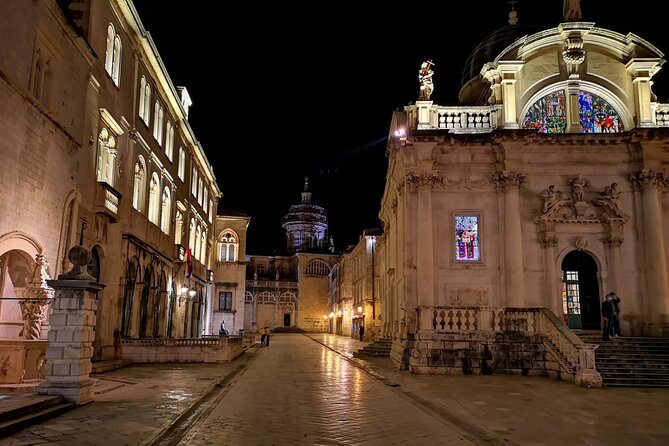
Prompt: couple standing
<box><xmin>601</xmin><ymin>292</ymin><xmax>622</xmax><ymax>341</ymax></box>
<box><xmin>260</xmin><ymin>326</ymin><xmax>271</xmax><ymax>346</ymax></box>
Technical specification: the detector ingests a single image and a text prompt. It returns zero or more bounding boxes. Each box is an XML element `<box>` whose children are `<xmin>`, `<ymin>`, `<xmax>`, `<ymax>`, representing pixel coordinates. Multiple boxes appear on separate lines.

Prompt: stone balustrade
<box><xmin>655</xmin><ymin>103</ymin><xmax>669</xmax><ymax>126</ymax></box>
<box><xmin>405</xmin><ymin>103</ymin><xmax>500</xmax><ymax>132</ymax></box>
<box><xmin>413</xmin><ymin>306</ymin><xmax>601</xmax><ymax>386</ymax></box>
<box><xmin>120</xmin><ymin>336</ymin><xmax>243</xmax><ymax>363</ymax></box>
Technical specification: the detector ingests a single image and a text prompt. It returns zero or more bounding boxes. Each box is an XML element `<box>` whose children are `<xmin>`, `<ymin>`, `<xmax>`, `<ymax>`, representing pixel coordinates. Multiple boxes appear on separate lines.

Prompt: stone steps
<box><xmin>0</xmin><ymin>394</ymin><xmax>74</xmax><ymax>438</ymax></box>
<box><xmin>579</xmin><ymin>336</ymin><xmax>669</xmax><ymax>388</ymax></box>
<box><xmin>353</xmin><ymin>338</ymin><xmax>392</xmax><ymax>358</ymax></box>
<box><xmin>91</xmin><ymin>358</ymin><xmax>129</xmax><ymax>374</ymax></box>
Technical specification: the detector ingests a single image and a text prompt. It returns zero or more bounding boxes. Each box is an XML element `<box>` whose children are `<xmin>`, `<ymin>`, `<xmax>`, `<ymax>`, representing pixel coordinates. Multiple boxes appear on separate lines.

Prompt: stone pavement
<box><xmin>1</xmin><ymin>333</ymin><xmax>669</xmax><ymax>445</ymax></box>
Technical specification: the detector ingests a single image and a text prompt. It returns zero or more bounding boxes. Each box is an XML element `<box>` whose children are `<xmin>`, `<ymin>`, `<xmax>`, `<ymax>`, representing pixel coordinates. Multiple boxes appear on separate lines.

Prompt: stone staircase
<box><xmin>0</xmin><ymin>394</ymin><xmax>74</xmax><ymax>438</ymax></box>
<box><xmin>579</xmin><ymin>334</ymin><xmax>669</xmax><ymax>387</ymax></box>
<box><xmin>353</xmin><ymin>337</ymin><xmax>392</xmax><ymax>358</ymax></box>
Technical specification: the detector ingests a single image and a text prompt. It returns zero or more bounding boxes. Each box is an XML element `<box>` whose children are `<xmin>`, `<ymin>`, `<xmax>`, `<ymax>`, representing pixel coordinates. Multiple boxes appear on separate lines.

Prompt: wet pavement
<box><xmin>1</xmin><ymin>333</ymin><xmax>669</xmax><ymax>445</ymax></box>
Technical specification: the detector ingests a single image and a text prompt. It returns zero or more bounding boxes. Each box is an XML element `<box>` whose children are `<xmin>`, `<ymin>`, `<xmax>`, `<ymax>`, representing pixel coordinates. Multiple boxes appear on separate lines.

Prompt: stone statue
<box><xmin>563</xmin><ymin>0</ymin><xmax>582</xmax><ymax>21</ymax></box>
<box><xmin>570</xmin><ymin>174</ymin><xmax>589</xmax><ymax>203</ymax></box>
<box><xmin>418</xmin><ymin>61</ymin><xmax>434</xmax><ymax>101</ymax></box>
<box><xmin>594</xmin><ymin>182</ymin><xmax>625</xmax><ymax>216</ymax></box>
<box><xmin>541</xmin><ymin>185</ymin><xmax>569</xmax><ymax>216</ymax></box>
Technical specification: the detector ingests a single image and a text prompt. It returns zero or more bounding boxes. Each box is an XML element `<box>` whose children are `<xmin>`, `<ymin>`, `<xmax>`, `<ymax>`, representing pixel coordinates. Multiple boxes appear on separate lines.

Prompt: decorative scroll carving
<box><xmin>540</xmin><ymin>236</ymin><xmax>558</xmax><ymax>248</ymax></box>
<box><xmin>406</xmin><ymin>172</ymin><xmax>444</xmax><ymax>192</ymax></box>
<box><xmin>604</xmin><ymin>237</ymin><xmax>623</xmax><ymax>247</ymax></box>
<box><xmin>562</xmin><ymin>35</ymin><xmax>585</xmax><ymax>77</ymax></box>
<box><xmin>391</xmin><ymin>198</ymin><xmax>398</xmax><ymax>214</ymax></box>
<box><xmin>440</xmin><ymin>177</ymin><xmax>491</xmax><ymax>190</ymax></box>
<box><xmin>492</xmin><ymin>171</ymin><xmax>526</xmax><ymax>189</ymax></box>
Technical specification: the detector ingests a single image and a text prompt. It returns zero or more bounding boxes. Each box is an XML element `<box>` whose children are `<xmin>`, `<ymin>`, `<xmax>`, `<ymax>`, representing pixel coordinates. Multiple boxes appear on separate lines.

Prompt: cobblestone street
<box><xmin>2</xmin><ymin>334</ymin><xmax>669</xmax><ymax>445</ymax></box>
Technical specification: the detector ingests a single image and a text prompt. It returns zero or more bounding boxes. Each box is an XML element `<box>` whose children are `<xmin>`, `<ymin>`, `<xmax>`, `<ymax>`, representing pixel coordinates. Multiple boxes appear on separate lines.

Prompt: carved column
<box><xmin>407</xmin><ymin>173</ymin><xmax>440</xmax><ymax>309</ymax></box>
<box><xmin>604</xmin><ymin>236</ymin><xmax>623</xmax><ymax>298</ymax></box>
<box><xmin>627</xmin><ymin>60</ymin><xmax>663</xmax><ymax>127</ymax></box>
<box><xmin>40</xmin><ymin>246</ymin><xmax>105</xmax><ymax>404</ymax></box>
<box><xmin>14</xmin><ymin>254</ymin><xmax>54</xmax><ymax>340</ymax></box>
<box><xmin>498</xmin><ymin>62</ymin><xmax>524</xmax><ymax>129</ymax></box>
<box><xmin>631</xmin><ymin>170</ymin><xmax>669</xmax><ymax>333</ymax></box>
<box><xmin>540</xmin><ymin>236</ymin><xmax>561</xmax><ymax>317</ymax></box>
<box><xmin>495</xmin><ymin>171</ymin><xmax>526</xmax><ymax>307</ymax></box>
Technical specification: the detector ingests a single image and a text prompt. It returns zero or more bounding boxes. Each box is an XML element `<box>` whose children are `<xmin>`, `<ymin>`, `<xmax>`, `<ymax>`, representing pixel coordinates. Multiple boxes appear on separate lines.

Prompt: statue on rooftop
<box><xmin>418</xmin><ymin>60</ymin><xmax>435</xmax><ymax>101</ymax></box>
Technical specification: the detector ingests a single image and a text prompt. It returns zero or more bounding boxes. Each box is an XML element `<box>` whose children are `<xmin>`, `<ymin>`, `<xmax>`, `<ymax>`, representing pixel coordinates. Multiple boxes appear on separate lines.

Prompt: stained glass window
<box><xmin>455</xmin><ymin>215</ymin><xmax>480</xmax><ymax>261</ymax></box>
<box><xmin>522</xmin><ymin>90</ymin><xmax>624</xmax><ymax>134</ymax></box>
<box><xmin>522</xmin><ymin>90</ymin><xmax>567</xmax><ymax>133</ymax></box>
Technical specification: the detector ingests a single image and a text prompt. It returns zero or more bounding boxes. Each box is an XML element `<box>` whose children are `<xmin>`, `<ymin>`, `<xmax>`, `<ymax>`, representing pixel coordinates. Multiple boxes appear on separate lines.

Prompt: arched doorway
<box><xmin>0</xmin><ymin>249</ymin><xmax>35</xmax><ymax>338</ymax></box>
<box><xmin>561</xmin><ymin>251</ymin><xmax>600</xmax><ymax>330</ymax></box>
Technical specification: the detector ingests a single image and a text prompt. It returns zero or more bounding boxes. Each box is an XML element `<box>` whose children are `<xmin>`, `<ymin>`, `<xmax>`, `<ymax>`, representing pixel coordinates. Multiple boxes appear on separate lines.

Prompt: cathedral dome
<box><xmin>459</xmin><ymin>20</ymin><xmax>540</xmax><ymax>105</ymax></box>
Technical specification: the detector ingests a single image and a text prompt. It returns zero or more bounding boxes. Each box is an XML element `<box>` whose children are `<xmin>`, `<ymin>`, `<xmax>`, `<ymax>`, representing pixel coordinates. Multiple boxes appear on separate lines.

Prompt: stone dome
<box><xmin>459</xmin><ymin>22</ymin><xmax>541</xmax><ymax>105</ymax></box>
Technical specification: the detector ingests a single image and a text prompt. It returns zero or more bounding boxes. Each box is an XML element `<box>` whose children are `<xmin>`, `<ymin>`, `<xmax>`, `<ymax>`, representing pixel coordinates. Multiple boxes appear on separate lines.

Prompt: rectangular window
<box><xmin>454</xmin><ymin>214</ymin><xmax>481</xmax><ymax>261</ymax></box>
<box><xmin>191</xmin><ymin>168</ymin><xmax>198</xmax><ymax>197</ymax></box>
<box><xmin>203</xmin><ymin>189</ymin><xmax>208</xmax><ymax>213</ymax></box>
<box><xmin>209</xmin><ymin>200</ymin><xmax>214</xmax><ymax>223</ymax></box>
<box><xmin>218</xmin><ymin>291</ymin><xmax>232</xmax><ymax>311</ymax></box>
<box><xmin>198</xmin><ymin>178</ymin><xmax>203</xmax><ymax>206</ymax></box>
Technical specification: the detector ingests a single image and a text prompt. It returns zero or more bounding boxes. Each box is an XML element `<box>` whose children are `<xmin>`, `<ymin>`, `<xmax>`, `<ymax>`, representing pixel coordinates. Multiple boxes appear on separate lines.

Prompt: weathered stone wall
<box><xmin>120</xmin><ymin>337</ymin><xmax>243</xmax><ymax>364</ymax></box>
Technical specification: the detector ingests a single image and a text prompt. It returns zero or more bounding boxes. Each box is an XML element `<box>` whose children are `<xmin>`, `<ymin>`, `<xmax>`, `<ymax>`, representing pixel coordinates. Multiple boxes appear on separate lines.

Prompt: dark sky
<box><xmin>133</xmin><ymin>1</ymin><xmax>669</xmax><ymax>255</ymax></box>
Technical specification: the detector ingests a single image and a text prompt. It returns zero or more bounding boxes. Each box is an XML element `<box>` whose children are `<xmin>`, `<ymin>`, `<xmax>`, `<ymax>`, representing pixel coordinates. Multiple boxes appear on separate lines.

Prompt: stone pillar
<box><xmin>408</xmin><ymin>173</ymin><xmax>439</xmax><ymax>308</ymax></box>
<box><xmin>39</xmin><ymin>246</ymin><xmax>104</xmax><ymax>405</ymax></box>
<box><xmin>495</xmin><ymin>171</ymin><xmax>526</xmax><ymax>307</ymax></box>
<box><xmin>627</xmin><ymin>60</ymin><xmax>663</xmax><ymax>127</ymax></box>
<box><xmin>541</xmin><ymin>236</ymin><xmax>561</xmax><ymax>317</ymax></box>
<box><xmin>415</xmin><ymin>100</ymin><xmax>434</xmax><ymax>129</ymax></box>
<box><xmin>15</xmin><ymin>254</ymin><xmax>54</xmax><ymax>340</ymax></box>
<box><xmin>631</xmin><ymin>170</ymin><xmax>669</xmax><ymax>334</ymax></box>
<box><xmin>566</xmin><ymin>82</ymin><xmax>583</xmax><ymax>133</ymax></box>
<box><xmin>497</xmin><ymin>62</ymin><xmax>524</xmax><ymax>129</ymax></box>
<box><xmin>604</xmin><ymin>236</ymin><xmax>623</xmax><ymax>298</ymax></box>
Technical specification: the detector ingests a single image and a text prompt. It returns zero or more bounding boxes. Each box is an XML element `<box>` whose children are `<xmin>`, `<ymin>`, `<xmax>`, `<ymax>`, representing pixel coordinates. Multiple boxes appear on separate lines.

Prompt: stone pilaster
<box><xmin>494</xmin><ymin>171</ymin><xmax>526</xmax><ymax>307</ymax></box>
<box><xmin>39</xmin><ymin>246</ymin><xmax>105</xmax><ymax>404</ymax></box>
<box><xmin>604</xmin><ymin>236</ymin><xmax>623</xmax><ymax>298</ymax></box>
<box><xmin>627</xmin><ymin>60</ymin><xmax>663</xmax><ymax>127</ymax></box>
<box><xmin>630</xmin><ymin>170</ymin><xmax>669</xmax><ymax>335</ymax></box>
<box><xmin>540</xmin><ymin>236</ymin><xmax>560</xmax><ymax>316</ymax></box>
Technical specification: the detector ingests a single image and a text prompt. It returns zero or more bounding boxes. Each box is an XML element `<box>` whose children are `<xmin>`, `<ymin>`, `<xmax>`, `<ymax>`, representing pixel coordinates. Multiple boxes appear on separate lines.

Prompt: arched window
<box><xmin>305</xmin><ymin>258</ymin><xmax>330</xmax><ymax>276</ymax></box>
<box><xmin>178</xmin><ymin>147</ymin><xmax>185</xmax><ymax>181</ymax></box>
<box><xmin>96</xmin><ymin>127</ymin><xmax>117</xmax><ymax>186</ymax></box>
<box><xmin>200</xmin><ymin>229</ymin><xmax>207</xmax><ymax>263</ymax></box>
<box><xmin>258</xmin><ymin>291</ymin><xmax>275</xmax><ymax>303</ymax></box>
<box><xmin>104</xmin><ymin>24</ymin><xmax>114</xmax><ymax>75</ymax></box>
<box><xmin>153</xmin><ymin>101</ymin><xmax>160</xmax><ymax>141</ymax></box>
<box><xmin>189</xmin><ymin>218</ymin><xmax>196</xmax><ymax>251</ymax></box>
<box><xmin>198</xmin><ymin>178</ymin><xmax>203</xmax><ymax>206</ymax></box>
<box><xmin>132</xmin><ymin>156</ymin><xmax>146</xmax><ymax>212</ymax></box>
<box><xmin>165</xmin><ymin>122</ymin><xmax>174</xmax><ymax>161</ymax></box>
<box><xmin>522</xmin><ymin>89</ymin><xmax>625</xmax><ymax>134</ymax></box>
<box><xmin>143</xmin><ymin>83</ymin><xmax>151</xmax><ymax>124</ymax></box>
<box><xmin>279</xmin><ymin>292</ymin><xmax>297</xmax><ymax>305</ymax></box>
<box><xmin>203</xmin><ymin>189</ymin><xmax>208</xmax><ymax>213</ymax></box>
<box><xmin>148</xmin><ymin>173</ymin><xmax>160</xmax><ymax>225</ymax></box>
<box><xmin>195</xmin><ymin>225</ymin><xmax>201</xmax><ymax>261</ymax></box>
<box><xmin>112</xmin><ymin>35</ymin><xmax>122</xmax><ymax>86</ymax></box>
<box><xmin>157</xmin><ymin>107</ymin><xmax>164</xmax><ymax>145</ymax></box>
<box><xmin>219</xmin><ymin>230</ymin><xmax>238</xmax><ymax>262</ymax></box>
<box><xmin>139</xmin><ymin>76</ymin><xmax>146</xmax><ymax>121</ymax></box>
<box><xmin>160</xmin><ymin>187</ymin><xmax>171</xmax><ymax>234</ymax></box>
<box><xmin>191</xmin><ymin>168</ymin><xmax>198</xmax><ymax>197</ymax></box>
<box><xmin>245</xmin><ymin>291</ymin><xmax>253</xmax><ymax>302</ymax></box>
<box><xmin>175</xmin><ymin>210</ymin><xmax>183</xmax><ymax>245</ymax></box>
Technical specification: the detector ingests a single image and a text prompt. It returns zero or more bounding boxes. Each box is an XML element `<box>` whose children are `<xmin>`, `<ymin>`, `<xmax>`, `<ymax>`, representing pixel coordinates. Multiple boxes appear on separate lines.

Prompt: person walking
<box><xmin>610</xmin><ymin>292</ymin><xmax>623</xmax><ymax>337</ymax></box>
<box><xmin>359</xmin><ymin>325</ymin><xmax>365</xmax><ymax>342</ymax></box>
<box><xmin>260</xmin><ymin>326</ymin><xmax>267</xmax><ymax>347</ymax></box>
<box><xmin>264</xmin><ymin>326</ymin><xmax>271</xmax><ymax>347</ymax></box>
<box><xmin>601</xmin><ymin>294</ymin><xmax>614</xmax><ymax>341</ymax></box>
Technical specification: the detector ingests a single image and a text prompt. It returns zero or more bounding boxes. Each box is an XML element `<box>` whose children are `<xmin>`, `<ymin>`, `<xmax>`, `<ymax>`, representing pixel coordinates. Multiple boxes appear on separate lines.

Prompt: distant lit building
<box><xmin>246</xmin><ymin>180</ymin><xmax>336</xmax><ymax>332</ymax></box>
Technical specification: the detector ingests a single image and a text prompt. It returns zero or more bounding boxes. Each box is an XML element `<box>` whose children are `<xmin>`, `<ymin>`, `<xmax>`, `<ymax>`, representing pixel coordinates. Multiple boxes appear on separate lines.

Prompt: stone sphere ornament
<box><xmin>62</xmin><ymin>245</ymin><xmax>96</xmax><ymax>280</ymax></box>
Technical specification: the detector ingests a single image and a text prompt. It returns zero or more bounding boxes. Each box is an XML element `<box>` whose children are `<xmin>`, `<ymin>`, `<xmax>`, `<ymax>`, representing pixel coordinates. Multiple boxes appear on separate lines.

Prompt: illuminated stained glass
<box><xmin>522</xmin><ymin>90</ymin><xmax>624</xmax><ymax>134</ymax></box>
<box><xmin>455</xmin><ymin>215</ymin><xmax>480</xmax><ymax>261</ymax></box>
<box><xmin>522</xmin><ymin>90</ymin><xmax>567</xmax><ymax>133</ymax></box>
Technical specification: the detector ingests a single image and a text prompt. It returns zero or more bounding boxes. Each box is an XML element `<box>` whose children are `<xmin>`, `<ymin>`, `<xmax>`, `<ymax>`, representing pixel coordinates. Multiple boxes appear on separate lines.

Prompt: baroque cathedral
<box><xmin>378</xmin><ymin>1</ymin><xmax>669</xmax><ymax>385</ymax></box>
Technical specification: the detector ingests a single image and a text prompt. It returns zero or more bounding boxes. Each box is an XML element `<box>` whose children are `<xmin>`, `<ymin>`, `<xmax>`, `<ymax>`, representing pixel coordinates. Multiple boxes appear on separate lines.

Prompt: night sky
<box><xmin>133</xmin><ymin>1</ymin><xmax>669</xmax><ymax>255</ymax></box>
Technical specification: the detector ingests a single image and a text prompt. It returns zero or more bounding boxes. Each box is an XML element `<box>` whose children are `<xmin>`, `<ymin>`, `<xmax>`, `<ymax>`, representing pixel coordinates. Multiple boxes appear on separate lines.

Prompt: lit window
<box><xmin>165</xmin><ymin>122</ymin><xmax>174</xmax><ymax>161</ymax></box>
<box><xmin>153</xmin><ymin>101</ymin><xmax>160</xmax><ymax>141</ymax></box>
<box><xmin>96</xmin><ymin>127</ymin><xmax>117</xmax><ymax>186</ymax></box>
<box><xmin>219</xmin><ymin>230</ymin><xmax>238</xmax><ymax>262</ymax></box>
<box><xmin>132</xmin><ymin>156</ymin><xmax>146</xmax><ymax>212</ymax></box>
<box><xmin>111</xmin><ymin>35</ymin><xmax>122</xmax><ymax>86</ymax></box>
<box><xmin>203</xmin><ymin>189</ymin><xmax>208</xmax><ymax>213</ymax></box>
<box><xmin>175</xmin><ymin>210</ymin><xmax>183</xmax><ymax>245</ymax></box>
<box><xmin>198</xmin><ymin>178</ymin><xmax>203</xmax><ymax>206</ymax></box>
<box><xmin>178</xmin><ymin>148</ymin><xmax>185</xmax><ymax>181</ymax></box>
<box><xmin>191</xmin><ymin>168</ymin><xmax>198</xmax><ymax>197</ymax></box>
<box><xmin>148</xmin><ymin>173</ymin><xmax>160</xmax><ymax>225</ymax></box>
<box><xmin>189</xmin><ymin>219</ymin><xmax>196</xmax><ymax>251</ymax></box>
<box><xmin>160</xmin><ymin>187</ymin><xmax>171</xmax><ymax>234</ymax></box>
<box><xmin>454</xmin><ymin>215</ymin><xmax>480</xmax><ymax>261</ymax></box>
<box><xmin>104</xmin><ymin>24</ymin><xmax>114</xmax><ymax>75</ymax></box>
<box><xmin>305</xmin><ymin>259</ymin><xmax>330</xmax><ymax>276</ymax></box>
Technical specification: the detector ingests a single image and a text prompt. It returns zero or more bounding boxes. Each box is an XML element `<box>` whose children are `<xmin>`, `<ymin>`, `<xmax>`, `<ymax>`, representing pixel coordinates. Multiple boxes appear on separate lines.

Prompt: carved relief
<box><xmin>492</xmin><ymin>171</ymin><xmax>526</xmax><ymax>189</ymax></box>
<box><xmin>540</xmin><ymin>185</ymin><xmax>571</xmax><ymax>219</ymax></box>
<box><xmin>575</xmin><ymin>237</ymin><xmax>588</xmax><ymax>251</ymax></box>
<box><xmin>629</xmin><ymin>169</ymin><xmax>669</xmax><ymax>190</ymax></box>
<box><xmin>540</xmin><ymin>236</ymin><xmax>558</xmax><ymax>248</ymax></box>
<box><xmin>406</xmin><ymin>172</ymin><xmax>444</xmax><ymax>192</ymax></box>
<box><xmin>448</xmin><ymin>288</ymin><xmax>489</xmax><ymax>306</ymax></box>
<box><xmin>440</xmin><ymin>177</ymin><xmax>492</xmax><ymax>190</ymax></box>
<box><xmin>14</xmin><ymin>254</ymin><xmax>54</xmax><ymax>340</ymax></box>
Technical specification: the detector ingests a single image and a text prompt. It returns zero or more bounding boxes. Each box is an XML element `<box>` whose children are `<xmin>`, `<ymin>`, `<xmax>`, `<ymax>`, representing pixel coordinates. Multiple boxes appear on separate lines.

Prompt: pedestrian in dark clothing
<box><xmin>264</xmin><ymin>326</ymin><xmax>270</xmax><ymax>347</ymax></box>
<box><xmin>610</xmin><ymin>292</ymin><xmax>623</xmax><ymax>337</ymax></box>
<box><xmin>601</xmin><ymin>294</ymin><xmax>614</xmax><ymax>341</ymax></box>
<box><xmin>359</xmin><ymin>325</ymin><xmax>365</xmax><ymax>342</ymax></box>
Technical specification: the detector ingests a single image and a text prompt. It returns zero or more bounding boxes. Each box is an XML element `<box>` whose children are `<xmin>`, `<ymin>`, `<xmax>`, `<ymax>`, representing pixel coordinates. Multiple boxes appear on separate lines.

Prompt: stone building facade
<box><xmin>0</xmin><ymin>0</ymin><xmax>220</xmax><ymax>373</ymax></box>
<box><xmin>378</xmin><ymin>12</ymin><xmax>669</xmax><ymax>383</ymax></box>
